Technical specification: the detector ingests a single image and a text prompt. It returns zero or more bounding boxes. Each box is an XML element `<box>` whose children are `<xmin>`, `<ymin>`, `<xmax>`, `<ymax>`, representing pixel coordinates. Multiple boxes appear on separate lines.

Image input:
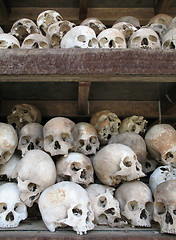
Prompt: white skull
<box><xmin>7</xmin><ymin>103</ymin><xmax>42</xmax><ymax>132</ymax></box>
<box><xmin>97</xmin><ymin>28</ymin><xmax>126</xmax><ymax>48</ymax></box>
<box><xmin>119</xmin><ymin>115</ymin><xmax>148</xmax><ymax>134</ymax></box>
<box><xmin>162</xmin><ymin>28</ymin><xmax>176</xmax><ymax>49</ymax></box>
<box><xmin>38</xmin><ymin>181</ymin><xmax>94</xmax><ymax>235</ymax></box>
<box><xmin>168</xmin><ymin>17</ymin><xmax>176</xmax><ymax>31</ymax></box>
<box><xmin>86</xmin><ymin>183</ymin><xmax>126</xmax><ymax>227</ymax></box>
<box><xmin>37</xmin><ymin>10</ymin><xmax>63</xmax><ymax>36</ymax></box>
<box><xmin>115</xmin><ymin>16</ymin><xmax>140</xmax><ymax>28</ymax></box>
<box><xmin>112</xmin><ymin>22</ymin><xmax>137</xmax><ymax>43</ymax></box>
<box><xmin>0</xmin><ymin>33</ymin><xmax>20</xmax><ymax>49</ymax></box>
<box><xmin>75</xmin><ymin>122</ymin><xmax>100</xmax><ymax>155</ymax></box>
<box><xmin>128</xmin><ymin>28</ymin><xmax>161</xmax><ymax>49</ymax></box>
<box><xmin>145</xmin><ymin>124</ymin><xmax>176</xmax><ymax>166</ymax></box>
<box><xmin>90</xmin><ymin>110</ymin><xmax>121</xmax><ymax>145</ymax></box>
<box><xmin>12</xmin><ymin>149</ymin><xmax>56</xmax><ymax>207</ymax></box>
<box><xmin>10</xmin><ymin>18</ymin><xmax>40</xmax><ymax>45</ymax></box>
<box><xmin>149</xmin><ymin>165</ymin><xmax>176</xmax><ymax>195</ymax></box>
<box><xmin>148</xmin><ymin>23</ymin><xmax>168</xmax><ymax>42</ymax></box>
<box><xmin>148</xmin><ymin>14</ymin><xmax>173</xmax><ymax>27</ymax></box>
<box><xmin>0</xmin><ymin>182</ymin><xmax>27</xmax><ymax>228</ymax></box>
<box><xmin>56</xmin><ymin>152</ymin><xmax>94</xmax><ymax>187</ymax></box>
<box><xmin>18</xmin><ymin>123</ymin><xmax>44</xmax><ymax>157</ymax></box>
<box><xmin>153</xmin><ymin>179</ymin><xmax>176</xmax><ymax>234</ymax></box>
<box><xmin>93</xmin><ymin>143</ymin><xmax>145</xmax><ymax>186</ymax></box>
<box><xmin>115</xmin><ymin>180</ymin><xmax>153</xmax><ymax>227</ymax></box>
<box><xmin>21</xmin><ymin>33</ymin><xmax>50</xmax><ymax>49</ymax></box>
<box><xmin>0</xmin><ymin>123</ymin><xmax>18</xmax><ymax>165</ymax></box>
<box><xmin>0</xmin><ymin>27</ymin><xmax>4</xmax><ymax>34</ymax></box>
<box><xmin>43</xmin><ymin>117</ymin><xmax>78</xmax><ymax>156</ymax></box>
<box><xmin>80</xmin><ymin>17</ymin><xmax>106</xmax><ymax>35</ymax></box>
<box><xmin>60</xmin><ymin>26</ymin><xmax>99</xmax><ymax>48</ymax></box>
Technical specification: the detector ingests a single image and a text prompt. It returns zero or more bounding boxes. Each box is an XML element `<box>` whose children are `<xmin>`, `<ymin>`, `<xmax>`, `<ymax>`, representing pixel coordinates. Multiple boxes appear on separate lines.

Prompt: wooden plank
<box><xmin>78</xmin><ymin>82</ymin><xmax>91</xmax><ymax>115</ymax></box>
<box><xmin>154</xmin><ymin>0</ymin><xmax>173</xmax><ymax>14</ymax></box>
<box><xmin>79</xmin><ymin>0</ymin><xmax>88</xmax><ymax>20</ymax></box>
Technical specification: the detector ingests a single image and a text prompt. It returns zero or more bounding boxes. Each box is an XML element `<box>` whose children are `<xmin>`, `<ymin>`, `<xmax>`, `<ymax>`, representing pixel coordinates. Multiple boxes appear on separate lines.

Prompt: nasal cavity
<box><xmin>141</xmin><ymin>38</ymin><xmax>148</xmax><ymax>46</ymax></box>
<box><xmin>54</xmin><ymin>141</ymin><xmax>61</xmax><ymax>150</ymax></box>
<box><xmin>6</xmin><ymin>212</ymin><xmax>14</xmax><ymax>221</ymax></box>
<box><xmin>140</xmin><ymin>209</ymin><xmax>147</xmax><ymax>219</ymax></box>
<box><xmin>165</xmin><ymin>211</ymin><xmax>173</xmax><ymax>225</ymax></box>
<box><xmin>28</xmin><ymin>142</ymin><xmax>34</xmax><ymax>150</ymax></box>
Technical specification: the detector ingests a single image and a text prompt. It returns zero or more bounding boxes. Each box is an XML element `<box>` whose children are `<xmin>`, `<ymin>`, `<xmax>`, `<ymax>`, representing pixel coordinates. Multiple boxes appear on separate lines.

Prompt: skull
<box><xmin>86</xmin><ymin>183</ymin><xmax>127</xmax><ymax>227</ymax></box>
<box><xmin>0</xmin><ymin>123</ymin><xmax>18</xmax><ymax>165</ymax></box>
<box><xmin>47</xmin><ymin>20</ymin><xmax>76</xmax><ymax>48</ymax></box>
<box><xmin>148</xmin><ymin>14</ymin><xmax>173</xmax><ymax>28</ymax></box>
<box><xmin>7</xmin><ymin>103</ymin><xmax>42</xmax><ymax>132</ymax></box>
<box><xmin>90</xmin><ymin>110</ymin><xmax>121</xmax><ymax>145</ymax></box>
<box><xmin>145</xmin><ymin>124</ymin><xmax>176</xmax><ymax>166</ymax></box>
<box><xmin>168</xmin><ymin>16</ymin><xmax>176</xmax><ymax>31</ymax></box>
<box><xmin>0</xmin><ymin>33</ymin><xmax>20</xmax><ymax>49</ymax></box>
<box><xmin>75</xmin><ymin>122</ymin><xmax>100</xmax><ymax>155</ymax></box>
<box><xmin>112</xmin><ymin>22</ymin><xmax>137</xmax><ymax>43</ymax></box>
<box><xmin>12</xmin><ymin>149</ymin><xmax>56</xmax><ymax>207</ymax></box>
<box><xmin>37</xmin><ymin>10</ymin><xmax>63</xmax><ymax>36</ymax></box>
<box><xmin>80</xmin><ymin>17</ymin><xmax>106</xmax><ymax>36</ymax></box>
<box><xmin>119</xmin><ymin>115</ymin><xmax>148</xmax><ymax>134</ymax></box>
<box><xmin>114</xmin><ymin>16</ymin><xmax>140</xmax><ymax>29</ymax></box>
<box><xmin>21</xmin><ymin>33</ymin><xmax>50</xmax><ymax>49</ymax></box>
<box><xmin>97</xmin><ymin>28</ymin><xmax>126</xmax><ymax>48</ymax></box>
<box><xmin>142</xmin><ymin>152</ymin><xmax>159</xmax><ymax>174</ymax></box>
<box><xmin>18</xmin><ymin>123</ymin><xmax>44</xmax><ymax>157</ymax></box>
<box><xmin>162</xmin><ymin>28</ymin><xmax>176</xmax><ymax>49</ymax></box>
<box><xmin>38</xmin><ymin>181</ymin><xmax>95</xmax><ymax>235</ymax></box>
<box><xmin>148</xmin><ymin>23</ymin><xmax>168</xmax><ymax>43</ymax></box>
<box><xmin>56</xmin><ymin>152</ymin><xmax>93</xmax><ymax>187</ymax></box>
<box><xmin>10</xmin><ymin>18</ymin><xmax>40</xmax><ymax>45</ymax></box>
<box><xmin>149</xmin><ymin>165</ymin><xmax>176</xmax><ymax>195</ymax></box>
<box><xmin>60</xmin><ymin>26</ymin><xmax>99</xmax><ymax>48</ymax></box>
<box><xmin>0</xmin><ymin>27</ymin><xmax>4</xmax><ymax>34</ymax></box>
<box><xmin>93</xmin><ymin>143</ymin><xmax>145</xmax><ymax>186</ymax></box>
<box><xmin>153</xmin><ymin>179</ymin><xmax>176</xmax><ymax>234</ymax></box>
<box><xmin>128</xmin><ymin>28</ymin><xmax>161</xmax><ymax>49</ymax></box>
<box><xmin>0</xmin><ymin>182</ymin><xmax>27</xmax><ymax>228</ymax></box>
<box><xmin>115</xmin><ymin>180</ymin><xmax>153</xmax><ymax>227</ymax></box>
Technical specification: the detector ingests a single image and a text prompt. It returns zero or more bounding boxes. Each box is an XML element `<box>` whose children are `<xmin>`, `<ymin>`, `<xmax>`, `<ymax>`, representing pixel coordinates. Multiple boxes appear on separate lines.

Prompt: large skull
<box><xmin>12</xmin><ymin>149</ymin><xmax>56</xmax><ymax>207</ymax></box>
<box><xmin>97</xmin><ymin>28</ymin><xmax>126</xmax><ymax>48</ymax></box>
<box><xmin>75</xmin><ymin>122</ymin><xmax>100</xmax><ymax>155</ymax></box>
<box><xmin>145</xmin><ymin>124</ymin><xmax>176</xmax><ymax>166</ymax></box>
<box><xmin>43</xmin><ymin>117</ymin><xmax>78</xmax><ymax>156</ymax></box>
<box><xmin>80</xmin><ymin>17</ymin><xmax>106</xmax><ymax>36</ymax></box>
<box><xmin>0</xmin><ymin>33</ymin><xmax>20</xmax><ymax>49</ymax></box>
<box><xmin>128</xmin><ymin>28</ymin><xmax>161</xmax><ymax>49</ymax></box>
<box><xmin>112</xmin><ymin>22</ymin><xmax>137</xmax><ymax>43</ymax></box>
<box><xmin>21</xmin><ymin>33</ymin><xmax>50</xmax><ymax>49</ymax></box>
<box><xmin>0</xmin><ymin>123</ymin><xmax>18</xmax><ymax>165</ymax></box>
<box><xmin>93</xmin><ymin>143</ymin><xmax>145</xmax><ymax>186</ymax></box>
<box><xmin>162</xmin><ymin>28</ymin><xmax>176</xmax><ymax>49</ymax></box>
<box><xmin>115</xmin><ymin>180</ymin><xmax>153</xmax><ymax>227</ymax></box>
<box><xmin>90</xmin><ymin>110</ymin><xmax>121</xmax><ymax>145</ymax></box>
<box><xmin>56</xmin><ymin>152</ymin><xmax>94</xmax><ymax>187</ymax></box>
<box><xmin>38</xmin><ymin>181</ymin><xmax>95</xmax><ymax>235</ymax></box>
<box><xmin>0</xmin><ymin>182</ymin><xmax>27</xmax><ymax>228</ymax></box>
<box><xmin>18</xmin><ymin>123</ymin><xmax>44</xmax><ymax>157</ymax></box>
<box><xmin>60</xmin><ymin>26</ymin><xmax>99</xmax><ymax>48</ymax></box>
<box><xmin>153</xmin><ymin>179</ymin><xmax>176</xmax><ymax>234</ymax></box>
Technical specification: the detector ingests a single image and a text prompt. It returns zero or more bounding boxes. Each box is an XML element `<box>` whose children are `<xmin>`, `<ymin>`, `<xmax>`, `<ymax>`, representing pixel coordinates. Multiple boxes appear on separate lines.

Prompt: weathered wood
<box><xmin>78</xmin><ymin>82</ymin><xmax>91</xmax><ymax>115</ymax></box>
<box><xmin>79</xmin><ymin>0</ymin><xmax>88</xmax><ymax>20</ymax></box>
<box><xmin>154</xmin><ymin>0</ymin><xmax>173</xmax><ymax>14</ymax></box>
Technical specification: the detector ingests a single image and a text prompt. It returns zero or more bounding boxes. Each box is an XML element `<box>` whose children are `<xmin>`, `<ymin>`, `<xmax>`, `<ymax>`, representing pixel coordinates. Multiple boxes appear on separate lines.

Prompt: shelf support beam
<box><xmin>78</xmin><ymin>81</ymin><xmax>91</xmax><ymax>115</ymax></box>
<box><xmin>154</xmin><ymin>0</ymin><xmax>173</xmax><ymax>14</ymax></box>
<box><xmin>79</xmin><ymin>0</ymin><xmax>88</xmax><ymax>21</ymax></box>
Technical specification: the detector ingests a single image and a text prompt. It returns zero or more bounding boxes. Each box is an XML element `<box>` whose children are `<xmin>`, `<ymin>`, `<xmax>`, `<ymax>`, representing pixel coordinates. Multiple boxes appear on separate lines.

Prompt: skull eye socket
<box><xmin>28</xmin><ymin>183</ymin><xmax>37</xmax><ymax>192</ymax></box>
<box><xmin>77</xmin><ymin>35</ymin><xmax>86</xmax><ymax>43</ymax></box>
<box><xmin>155</xmin><ymin>202</ymin><xmax>166</xmax><ymax>215</ymax></box>
<box><xmin>21</xmin><ymin>136</ymin><xmax>30</xmax><ymax>145</ymax></box>
<box><xmin>108</xmin><ymin>114</ymin><xmax>117</xmax><ymax>121</ymax></box>
<box><xmin>0</xmin><ymin>203</ymin><xmax>7</xmax><ymax>213</ymax></box>
<box><xmin>24</xmin><ymin>39</ymin><xmax>34</xmax><ymax>45</ymax></box>
<box><xmin>78</xmin><ymin>139</ymin><xmax>85</xmax><ymax>148</ymax></box>
<box><xmin>88</xmin><ymin>38</ymin><xmax>98</xmax><ymax>47</ymax></box>
<box><xmin>14</xmin><ymin>203</ymin><xmax>26</xmax><ymax>213</ymax></box>
<box><xmin>132</xmin><ymin>36</ymin><xmax>141</xmax><ymax>43</ymax></box>
<box><xmin>115</xmin><ymin>37</ymin><xmax>124</xmax><ymax>44</ymax></box>
<box><xmin>72</xmin><ymin>206</ymin><xmax>82</xmax><ymax>216</ymax></box>
<box><xmin>164</xmin><ymin>152</ymin><xmax>174</xmax><ymax>161</ymax></box>
<box><xmin>35</xmin><ymin>138</ymin><xmax>43</xmax><ymax>148</ymax></box>
<box><xmin>149</xmin><ymin>35</ymin><xmax>158</xmax><ymax>42</ymax></box>
<box><xmin>51</xmin><ymin>34</ymin><xmax>61</xmax><ymax>46</ymax></box>
<box><xmin>40</xmin><ymin>41</ymin><xmax>48</xmax><ymax>48</ymax></box>
<box><xmin>45</xmin><ymin>135</ymin><xmax>53</xmax><ymax>145</ymax></box>
<box><xmin>61</xmin><ymin>133</ymin><xmax>70</xmax><ymax>142</ymax></box>
<box><xmin>99</xmin><ymin>115</ymin><xmax>107</xmax><ymax>122</ymax></box>
<box><xmin>89</xmin><ymin>136</ymin><xmax>97</xmax><ymax>144</ymax></box>
<box><xmin>71</xmin><ymin>162</ymin><xmax>81</xmax><ymax>171</ymax></box>
<box><xmin>0</xmin><ymin>40</ymin><xmax>8</xmax><ymax>47</ymax></box>
<box><xmin>145</xmin><ymin>201</ymin><xmax>154</xmax><ymax>213</ymax></box>
<box><xmin>2</xmin><ymin>151</ymin><xmax>11</xmax><ymax>161</ymax></box>
<box><xmin>128</xmin><ymin>200</ymin><xmax>139</xmax><ymax>211</ymax></box>
<box><xmin>123</xmin><ymin>157</ymin><xmax>132</xmax><ymax>167</ymax></box>
<box><xmin>98</xmin><ymin>196</ymin><xmax>107</xmax><ymax>208</ymax></box>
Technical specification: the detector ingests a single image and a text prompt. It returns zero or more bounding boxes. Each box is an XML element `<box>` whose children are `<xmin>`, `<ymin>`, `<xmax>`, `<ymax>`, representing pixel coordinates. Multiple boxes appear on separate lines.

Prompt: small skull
<box><xmin>18</xmin><ymin>123</ymin><xmax>44</xmax><ymax>157</ymax></box>
<box><xmin>112</xmin><ymin>22</ymin><xmax>137</xmax><ymax>43</ymax></box>
<box><xmin>80</xmin><ymin>17</ymin><xmax>106</xmax><ymax>36</ymax></box>
<box><xmin>56</xmin><ymin>152</ymin><xmax>94</xmax><ymax>187</ymax></box>
<box><xmin>114</xmin><ymin>16</ymin><xmax>140</xmax><ymax>29</ymax></box>
<box><xmin>0</xmin><ymin>33</ymin><xmax>20</xmax><ymax>49</ymax></box>
<box><xmin>90</xmin><ymin>110</ymin><xmax>121</xmax><ymax>145</ymax></box>
<box><xmin>115</xmin><ymin>181</ymin><xmax>153</xmax><ymax>227</ymax></box>
<box><xmin>0</xmin><ymin>182</ymin><xmax>28</xmax><ymax>228</ymax></box>
<box><xmin>21</xmin><ymin>33</ymin><xmax>50</xmax><ymax>49</ymax></box>
<box><xmin>162</xmin><ymin>28</ymin><xmax>176</xmax><ymax>49</ymax></box>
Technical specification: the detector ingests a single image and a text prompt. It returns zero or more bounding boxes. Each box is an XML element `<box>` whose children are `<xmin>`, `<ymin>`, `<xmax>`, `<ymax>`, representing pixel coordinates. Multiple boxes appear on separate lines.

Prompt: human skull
<box><xmin>43</xmin><ymin>117</ymin><xmax>78</xmax><ymax>156</ymax></box>
<box><xmin>47</xmin><ymin>20</ymin><xmax>76</xmax><ymax>48</ymax></box>
<box><xmin>168</xmin><ymin>17</ymin><xmax>176</xmax><ymax>31</ymax></box>
<box><xmin>0</xmin><ymin>27</ymin><xmax>4</xmax><ymax>34</ymax></box>
<box><xmin>12</xmin><ymin>149</ymin><xmax>56</xmax><ymax>207</ymax></box>
<box><xmin>145</xmin><ymin>124</ymin><xmax>176</xmax><ymax>166</ymax></box>
<box><xmin>0</xmin><ymin>182</ymin><xmax>27</xmax><ymax>228</ymax></box>
<box><xmin>112</xmin><ymin>22</ymin><xmax>137</xmax><ymax>43</ymax></box>
<box><xmin>60</xmin><ymin>26</ymin><xmax>99</xmax><ymax>48</ymax></box>
<box><xmin>90</xmin><ymin>110</ymin><xmax>121</xmax><ymax>145</ymax></box>
<box><xmin>142</xmin><ymin>152</ymin><xmax>158</xmax><ymax>174</ymax></box>
<box><xmin>56</xmin><ymin>152</ymin><xmax>94</xmax><ymax>187</ymax></box>
<box><xmin>10</xmin><ymin>18</ymin><xmax>39</xmax><ymax>45</ymax></box>
<box><xmin>18</xmin><ymin>123</ymin><xmax>44</xmax><ymax>157</ymax></box>
<box><xmin>153</xmin><ymin>179</ymin><xmax>176</xmax><ymax>234</ymax></box>
<box><xmin>149</xmin><ymin>165</ymin><xmax>176</xmax><ymax>195</ymax></box>
<box><xmin>114</xmin><ymin>16</ymin><xmax>140</xmax><ymax>29</ymax></box>
<box><xmin>148</xmin><ymin>14</ymin><xmax>173</xmax><ymax>28</ymax></box>
<box><xmin>38</xmin><ymin>181</ymin><xmax>95</xmax><ymax>235</ymax></box>
<box><xmin>37</xmin><ymin>10</ymin><xmax>63</xmax><ymax>36</ymax></box>
<box><xmin>0</xmin><ymin>33</ymin><xmax>20</xmax><ymax>49</ymax></box>
<box><xmin>86</xmin><ymin>183</ymin><xmax>127</xmax><ymax>227</ymax></box>
<box><xmin>162</xmin><ymin>28</ymin><xmax>176</xmax><ymax>49</ymax></box>
<box><xmin>80</xmin><ymin>17</ymin><xmax>106</xmax><ymax>36</ymax></box>
<box><xmin>115</xmin><ymin>180</ymin><xmax>153</xmax><ymax>227</ymax></box>
<box><xmin>128</xmin><ymin>28</ymin><xmax>161</xmax><ymax>49</ymax></box>
<box><xmin>7</xmin><ymin>103</ymin><xmax>42</xmax><ymax>132</ymax></box>
<box><xmin>119</xmin><ymin>115</ymin><xmax>148</xmax><ymax>134</ymax></box>
<box><xmin>97</xmin><ymin>28</ymin><xmax>126</xmax><ymax>48</ymax></box>
<box><xmin>75</xmin><ymin>122</ymin><xmax>100</xmax><ymax>155</ymax></box>
<box><xmin>93</xmin><ymin>143</ymin><xmax>145</xmax><ymax>186</ymax></box>
<box><xmin>0</xmin><ymin>123</ymin><xmax>18</xmax><ymax>165</ymax></box>
<box><xmin>149</xmin><ymin>23</ymin><xmax>168</xmax><ymax>43</ymax></box>
<box><xmin>21</xmin><ymin>33</ymin><xmax>50</xmax><ymax>49</ymax></box>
